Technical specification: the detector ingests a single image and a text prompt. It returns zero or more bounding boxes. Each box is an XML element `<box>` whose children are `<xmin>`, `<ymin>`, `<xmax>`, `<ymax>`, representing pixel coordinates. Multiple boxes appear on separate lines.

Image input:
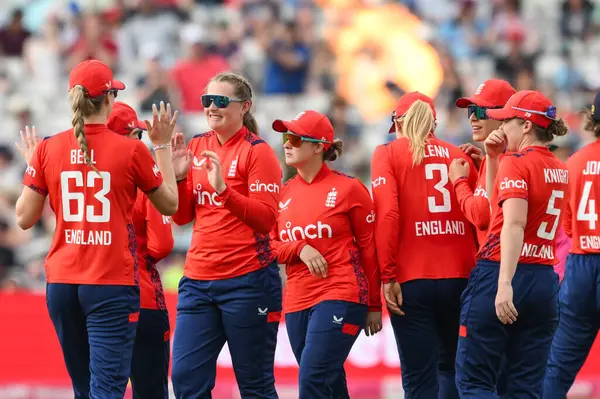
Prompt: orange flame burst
<box><xmin>322</xmin><ymin>3</ymin><xmax>444</xmax><ymax>123</ymax></box>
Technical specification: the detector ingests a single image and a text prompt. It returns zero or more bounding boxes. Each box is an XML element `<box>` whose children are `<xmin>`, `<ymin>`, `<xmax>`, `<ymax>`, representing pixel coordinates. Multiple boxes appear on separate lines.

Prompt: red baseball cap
<box><xmin>456</xmin><ymin>79</ymin><xmax>516</xmax><ymax>108</ymax></box>
<box><xmin>486</xmin><ymin>90</ymin><xmax>557</xmax><ymax>129</ymax></box>
<box><xmin>68</xmin><ymin>60</ymin><xmax>125</xmax><ymax>98</ymax></box>
<box><xmin>107</xmin><ymin>102</ymin><xmax>146</xmax><ymax>136</ymax></box>
<box><xmin>389</xmin><ymin>92</ymin><xmax>436</xmax><ymax>133</ymax></box>
<box><xmin>273</xmin><ymin>110</ymin><xmax>334</xmax><ymax>149</ymax></box>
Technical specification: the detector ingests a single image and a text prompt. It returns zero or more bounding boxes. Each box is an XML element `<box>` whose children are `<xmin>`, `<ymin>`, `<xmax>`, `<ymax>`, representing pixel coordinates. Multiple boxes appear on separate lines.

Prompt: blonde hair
<box><xmin>323</xmin><ymin>139</ymin><xmax>344</xmax><ymax>162</ymax></box>
<box><xmin>210</xmin><ymin>72</ymin><xmax>259</xmax><ymax>134</ymax></box>
<box><xmin>69</xmin><ymin>86</ymin><xmax>104</xmax><ymax>171</ymax></box>
<box><xmin>582</xmin><ymin>108</ymin><xmax>600</xmax><ymax>137</ymax></box>
<box><xmin>398</xmin><ymin>100</ymin><xmax>435</xmax><ymax>166</ymax></box>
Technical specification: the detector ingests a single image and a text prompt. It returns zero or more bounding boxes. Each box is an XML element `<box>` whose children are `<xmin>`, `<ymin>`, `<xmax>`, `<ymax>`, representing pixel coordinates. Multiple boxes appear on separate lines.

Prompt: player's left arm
<box><xmin>17</xmin><ymin>142</ymin><xmax>47</xmax><ymax>230</ymax></box>
<box><xmin>562</xmin><ymin>163</ymin><xmax>573</xmax><ymax>238</ymax></box>
<box><xmin>218</xmin><ymin>143</ymin><xmax>282</xmax><ymax>235</ymax></box>
<box><xmin>348</xmin><ymin>179</ymin><xmax>382</xmax><ymax>311</ymax></box>
<box><xmin>146</xmin><ymin>196</ymin><xmax>174</xmax><ymax>261</ymax></box>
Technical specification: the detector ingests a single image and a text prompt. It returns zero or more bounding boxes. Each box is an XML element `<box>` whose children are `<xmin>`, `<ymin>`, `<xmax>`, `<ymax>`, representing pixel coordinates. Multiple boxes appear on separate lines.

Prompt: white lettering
<box><xmin>521</xmin><ymin>242</ymin><xmax>554</xmax><ymax>260</ymax></box>
<box><xmin>474</xmin><ymin>186</ymin><xmax>488</xmax><ymax>199</ymax></box>
<box><xmin>499</xmin><ymin>177</ymin><xmax>528</xmax><ymax>191</ymax></box>
<box><xmin>366</xmin><ymin>211</ymin><xmax>376</xmax><ymax>224</ymax></box>
<box><xmin>372</xmin><ymin>176</ymin><xmax>386</xmax><ymax>188</ymax></box>
<box><xmin>580</xmin><ymin>236</ymin><xmax>600</xmax><ymax>250</ymax></box>
<box><xmin>414</xmin><ymin>220</ymin><xmax>465</xmax><ymax>236</ymax></box>
<box><xmin>423</xmin><ymin>145</ymin><xmax>450</xmax><ymax>159</ymax></box>
<box><xmin>194</xmin><ymin>184</ymin><xmax>223</xmax><ymax>207</ymax></box>
<box><xmin>26</xmin><ymin>165</ymin><xmax>36</xmax><ymax>177</ymax></box>
<box><xmin>544</xmin><ymin>168</ymin><xmax>569</xmax><ymax>184</ymax></box>
<box><xmin>279</xmin><ymin>221</ymin><xmax>333</xmax><ymax>242</ymax></box>
<box><xmin>583</xmin><ymin>161</ymin><xmax>600</xmax><ymax>176</ymax></box>
<box><xmin>249</xmin><ymin>180</ymin><xmax>280</xmax><ymax>193</ymax></box>
<box><xmin>70</xmin><ymin>149</ymin><xmax>96</xmax><ymax>165</ymax></box>
<box><xmin>65</xmin><ymin>229</ymin><xmax>112</xmax><ymax>245</ymax></box>
<box><xmin>162</xmin><ymin>215</ymin><xmax>172</xmax><ymax>224</ymax></box>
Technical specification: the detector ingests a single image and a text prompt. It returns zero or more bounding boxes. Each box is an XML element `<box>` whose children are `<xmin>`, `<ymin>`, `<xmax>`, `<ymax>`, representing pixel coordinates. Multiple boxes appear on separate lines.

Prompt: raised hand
<box><xmin>202</xmin><ymin>150</ymin><xmax>226</xmax><ymax>194</ymax></box>
<box><xmin>145</xmin><ymin>101</ymin><xmax>178</xmax><ymax>147</ymax></box>
<box><xmin>484</xmin><ymin>129</ymin><xmax>506</xmax><ymax>158</ymax></box>
<box><xmin>15</xmin><ymin>126</ymin><xmax>40</xmax><ymax>164</ymax></box>
<box><xmin>459</xmin><ymin>143</ymin><xmax>484</xmax><ymax>169</ymax></box>
<box><xmin>449</xmin><ymin>158</ymin><xmax>470</xmax><ymax>183</ymax></box>
<box><xmin>171</xmin><ymin>133</ymin><xmax>192</xmax><ymax>181</ymax></box>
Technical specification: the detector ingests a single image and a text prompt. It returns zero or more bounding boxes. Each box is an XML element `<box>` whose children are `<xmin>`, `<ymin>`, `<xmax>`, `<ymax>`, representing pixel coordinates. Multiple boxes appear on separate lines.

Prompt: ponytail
<box><xmin>400</xmin><ymin>100</ymin><xmax>435</xmax><ymax>167</ymax></box>
<box><xmin>323</xmin><ymin>139</ymin><xmax>344</xmax><ymax>162</ymax></box>
<box><xmin>69</xmin><ymin>85</ymin><xmax>104</xmax><ymax>172</ymax></box>
<box><xmin>243</xmin><ymin>111</ymin><xmax>259</xmax><ymax>135</ymax></box>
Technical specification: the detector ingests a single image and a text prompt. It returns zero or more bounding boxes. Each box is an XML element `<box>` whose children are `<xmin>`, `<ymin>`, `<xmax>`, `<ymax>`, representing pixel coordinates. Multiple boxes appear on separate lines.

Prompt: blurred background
<box><xmin>2</xmin><ymin>0</ymin><xmax>600</xmax><ymax>397</ymax></box>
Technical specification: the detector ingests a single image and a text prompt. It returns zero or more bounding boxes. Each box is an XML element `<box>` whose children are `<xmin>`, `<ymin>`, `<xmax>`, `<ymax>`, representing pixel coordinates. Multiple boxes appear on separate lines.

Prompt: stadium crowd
<box><xmin>0</xmin><ymin>0</ymin><xmax>599</xmax><ymax>297</ymax></box>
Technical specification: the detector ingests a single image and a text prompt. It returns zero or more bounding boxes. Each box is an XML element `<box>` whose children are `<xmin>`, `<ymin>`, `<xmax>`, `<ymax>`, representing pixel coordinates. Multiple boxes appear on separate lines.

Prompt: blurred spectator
<box><xmin>136</xmin><ymin>43</ymin><xmax>176</xmax><ymax>112</ymax></box>
<box><xmin>66</xmin><ymin>13</ymin><xmax>118</xmax><ymax>70</ymax></box>
<box><xmin>0</xmin><ymin>8</ymin><xmax>31</xmax><ymax>57</ymax></box>
<box><xmin>436</xmin><ymin>0</ymin><xmax>488</xmax><ymax>60</ymax></box>
<box><xmin>170</xmin><ymin>24</ymin><xmax>229</xmax><ymax>112</ymax></box>
<box><xmin>560</xmin><ymin>0</ymin><xmax>595</xmax><ymax>42</ymax></box>
<box><xmin>263</xmin><ymin>21</ymin><xmax>310</xmax><ymax>94</ymax></box>
<box><xmin>494</xmin><ymin>31</ymin><xmax>535</xmax><ymax>84</ymax></box>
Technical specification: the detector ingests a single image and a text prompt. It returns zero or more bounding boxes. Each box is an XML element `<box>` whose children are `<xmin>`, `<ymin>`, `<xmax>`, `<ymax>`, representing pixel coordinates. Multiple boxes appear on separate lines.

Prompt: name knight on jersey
<box><xmin>415</xmin><ymin>220</ymin><xmax>465</xmax><ymax>236</ymax></box>
<box><xmin>521</xmin><ymin>242</ymin><xmax>554</xmax><ymax>260</ymax></box>
<box><xmin>65</xmin><ymin>229</ymin><xmax>112</xmax><ymax>245</ymax></box>
<box><xmin>544</xmin><ymin>168</ymin><xmax>569</xmax><ymax>184</ymax></box>
<box><xmin>583</xmin><ymin>161</ymin><xmax>600</xmax><ymax>176</ymax></box>
<box><xmin>279</xmin><ymin>221</ymin><xmax>333</xmax><ymax>242</ymax></box>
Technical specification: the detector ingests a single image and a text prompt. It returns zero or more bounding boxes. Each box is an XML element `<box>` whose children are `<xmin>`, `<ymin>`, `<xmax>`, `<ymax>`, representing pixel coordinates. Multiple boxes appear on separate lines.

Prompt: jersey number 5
<box><xmin>425</xmin><ymin>163</ymin><xmax>451</xmax><ymax>213</ymax></box>
<box><xmin>537</xmin><ymin>190</ymin><xmax>563</xmax><ymax>240</ymax></box>
<box><xmin>60</xmin><ymin>171</ymin><xmax>111</xmax><ymax>223</ymax></box>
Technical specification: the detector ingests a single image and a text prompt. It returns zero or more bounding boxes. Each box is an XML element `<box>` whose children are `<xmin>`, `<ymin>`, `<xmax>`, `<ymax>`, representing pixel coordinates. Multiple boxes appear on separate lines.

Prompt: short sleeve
<box><xmin>22</xmin><ymin>140</ymin><xmax>48</xmax><ymax>196</ymax></box>
<box><xmin>131</xmin><ymin>141</ymin><xmax>163</xmax><ymax>194</ymax></box>
<box><xmin>497</xmin><ymin>155</ymin><xmax>528</xmax><ymax>205</ymax></box>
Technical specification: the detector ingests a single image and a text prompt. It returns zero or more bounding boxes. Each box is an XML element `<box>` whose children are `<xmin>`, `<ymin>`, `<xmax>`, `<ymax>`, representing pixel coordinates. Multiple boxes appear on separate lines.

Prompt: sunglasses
<box><xmin>201</xmin><ymin>95</ymin><xmax>246</xmax><ymax>108</ymax></box>
<box><xmin>512</xmin><ymin>106</ymin><xmax>557</xmax><ymax>120</ymax></box>
<box><xmin>467</xmin><ymin>105</ymin><xmax>502</xmax><ymax>120</ymax></box>
<box><xmin>104</xmin><ymin>89</ymin><xmax>118</xmax><ymax>98</ymax></box>
<box><xmin>283</xmin><ymin>133</ymin><xmax>330</xmax><ymax>148</ymax></box>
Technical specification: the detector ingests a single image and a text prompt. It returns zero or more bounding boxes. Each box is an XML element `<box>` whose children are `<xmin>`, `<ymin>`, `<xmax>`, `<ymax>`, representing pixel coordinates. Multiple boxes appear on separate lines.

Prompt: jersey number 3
<box><xmin>425</xmin><ymin>163</ymin><xmax>451</xmax><ymax>213</ymax></box>
<box><xmin>60</xmin><ymin>171</ymin><xmax>111</xmax><ymax>223</ymax></box>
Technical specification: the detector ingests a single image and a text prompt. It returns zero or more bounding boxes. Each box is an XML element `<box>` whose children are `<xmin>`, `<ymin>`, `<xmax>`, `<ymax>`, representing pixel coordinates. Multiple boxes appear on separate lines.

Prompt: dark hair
<box><xmin>322</xmin><ymin>139</ymin><xmax>343</xmax><ymax>162</ymax></box>
<box><xmin>582</xmin><ymin>108</ymin><xmax>600</xmax><ymax>137</ymax></box>
<box><xmin>532</xmin><ymin>119</ymin><xmax>568</xmax><ymax>143</ymax></box>
<box><xmin>210</xmin><ymin>72</ymin><xmax>259</xmax><ymax>135</ymax></box>
<box><xmin>69</xmin><ymin>86</ymin><xmax>106</xmax><ymax>171</ymax></box>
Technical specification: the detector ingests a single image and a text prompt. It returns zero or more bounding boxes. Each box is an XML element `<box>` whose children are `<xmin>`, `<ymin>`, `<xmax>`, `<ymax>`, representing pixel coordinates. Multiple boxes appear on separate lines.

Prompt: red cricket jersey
<box><xmin>272</xmin><ymin>165</ymin><xmax>381</xmax><ymax>313</ymax></box>
<box><xmin>172</xmin><ymin>126</ymin><xmax>281</xmax><ymax>280</ymax></box>
<box><xmin>371</xmin><ymin>135</ymin><xmax>478</xmax><ymax>284</ymax></box>
<box><xmin>131</xmin><ymin>190</ymin><xmax>173</xmax><ymax>310</ymax></box>
<box><xmin>562</xmin><ymin>139</ymin><xmax>600</xmax><ymax>254</ymax></box>
<box><xmin>478</xmin><ymin>146</ymin><xmax>568</xmax><ymax>265</ymax></box>
<box><xmin>22</xmin><ymin>124</ymin><xmax>163</xmax><ymax>285</ymax></box>
<box><xmin>454</xmin><ymin>155</ymin><xmax>509</xmax><ymax>246</ymax></box>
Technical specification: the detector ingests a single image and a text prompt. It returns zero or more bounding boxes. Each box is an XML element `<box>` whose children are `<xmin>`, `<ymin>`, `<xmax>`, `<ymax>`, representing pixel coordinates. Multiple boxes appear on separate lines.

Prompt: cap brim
<box><xmin>137</xmin><ymin>120</ymin><xmax>147</xmax><ymax>130</ymax></box>
<box><xmin>455</xmin><ymin>96</ymin><xmax>495</xmax><ymax>108</ymax></box>
<box><xmin>272</xmin><ymin>120</ymin><xmax>308</xmax><ymax>136</ymax></box>
<box><xmin>111</xmin><ymin>79</ymin><xmax>126</xmax><ymax>91</ymax></box>
<box><xmin>486</xmin><ymin>107</ymin><xmax>514</xmax><ymax>121</ymax></box>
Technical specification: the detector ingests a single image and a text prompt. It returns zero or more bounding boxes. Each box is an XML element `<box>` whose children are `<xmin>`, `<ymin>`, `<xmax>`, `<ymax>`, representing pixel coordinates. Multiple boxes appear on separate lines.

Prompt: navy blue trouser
<box><xmin>46</xmin><ymin>283</ymin><xmax>139</xmax><ymax>399</ymax></box>
<box><xmin>456</xmin><ymin>260</ymin><xmax>559</xmax><ymax>399</ymax></box>
<box><xmin>543</xmin><ymin>254</ymin><xmax>600</xmax><ymax>399</ymax></box>
<box><xmin>171</xmin><ymin>262</ymin><xmax>282</xmax><ymax>399</ymax></box>
<box><xmin>390</xmin><ymin>278</ymin><xmax>467</xmax><ymax>399</ymax></box>
<box><xmin>285</xmin><ymin>300</ymin><xmax>367</xmax><ymax>399</ymax></box>
<box><xmin>131</xmin><ymin>308</ymin><xmax>170</xmax><ymax>399</ymax></box>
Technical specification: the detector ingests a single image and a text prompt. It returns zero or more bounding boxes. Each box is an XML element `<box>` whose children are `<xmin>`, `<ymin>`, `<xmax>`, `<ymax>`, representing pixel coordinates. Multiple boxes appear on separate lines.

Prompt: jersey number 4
<box><xmin>577</xmin><ymin>181</ymin><xmax>598</xmax><ymax>230</ymax></box>
<box><xmin>60</xmin><ymin>171</ymin><xmax>111</xmax><ymax>223</ymax></box>
<box><xmin>425</xmin><ymin>163</ymin><xmax>451</xmax><ymax>213</ymax></box>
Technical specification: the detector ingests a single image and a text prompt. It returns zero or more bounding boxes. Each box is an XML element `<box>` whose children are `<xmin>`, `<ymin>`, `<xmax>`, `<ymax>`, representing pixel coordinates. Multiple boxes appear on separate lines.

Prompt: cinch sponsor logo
<box><xmin>474</xmin><ymin>186</ymin><xmax>488</xmax><ymax>198</ymax></box>
<box><xmin>366</xmin><ymin>211</ymin><xmax>375</xmax><ymax>223</ymax></box>
<box><xmin>499</xmin><ymin>177</ymin><xmax>527</xmax><ymax>191</ymax></box>
<box><xmin>279</xmin><ymin>221</ymin><xmax>333</xmax><ymax>242</ymax></box>
<box><xmin>250</xmin><ymin>180</ymin><xmax>280</xmax><ymax>193</ymax></box>
<box><xmin>372</xmin><ymin>176</ymin><xmax>386</xmax><ymax>188</ymax></box>
<box><xmin>26</xmin><ymin>165</ymin><xmax>36</xmax><ymax>177</ymax></box>
<box><xmin>152</xmin><ymin>164</ymin><xmax>160</xmax><ymax>177</ymax></box>
<box><xmin>194</xmin><ymin>183</ymin><xmax>223</xmax><ymax>207</ymax></box>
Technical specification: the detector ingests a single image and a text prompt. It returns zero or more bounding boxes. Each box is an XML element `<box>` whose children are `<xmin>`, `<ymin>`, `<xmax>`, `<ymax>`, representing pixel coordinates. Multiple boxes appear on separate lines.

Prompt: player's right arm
<box><xmin>143</xmin><ymin>102</ymin><xmax>179</xmax><ymax>216</ymax></box>
<box><xmin>16</xmin><ymin>128</ymin><xmax>46</xmax><ymax>230</ymax></box>
<box><xmin>171</xmin><ymin>133</ymin><xmax>195</xmax><ymax>226</ymax></box>
<box><xmin>562</xmin><ymin>160</ymin><xmax>574</xmax><ymax>238</ymax></box>
<box><xmin>453</xmin><ymin>159</ymin><xmax>491</xmax><ymax>231</ymax></box>
<box><xmin>371</xmin><ymin>145</ymin><xmax>399</xmax><ymax>283</ymax></box>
